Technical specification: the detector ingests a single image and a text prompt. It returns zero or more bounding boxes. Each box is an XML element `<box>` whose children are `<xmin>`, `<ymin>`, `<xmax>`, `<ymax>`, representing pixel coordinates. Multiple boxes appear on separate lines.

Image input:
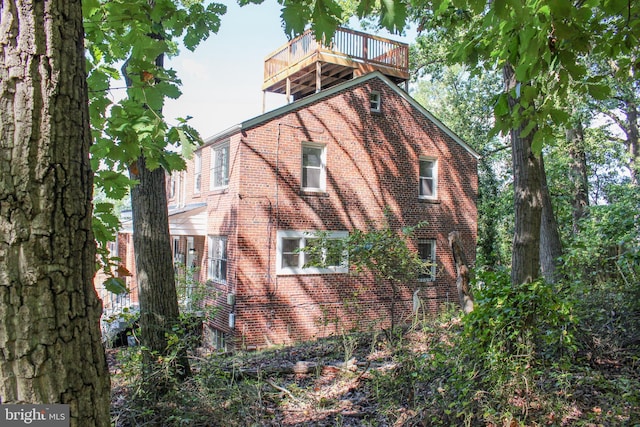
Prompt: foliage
<box><xmin>110</xmin><ymin>294</ymin><xmax>639</xmax><ymax>425</ymax></box>
<box><xmin>466</xmin><ymin>268</ymin><xmax>577</xmax><ymax>362</ymax></box>
<box><xmin>412</xmin><ymin>65</ymin><xmax>513</xmax><ymax>267</ymax></box>
<box><xmin>562</xmin><ymin>183</ymin><xmax>640</xmax><ymax>283</ymax></box>
<box><xmin>83</xmin><ymin>0</ymin><xmax>226</xmax><ymax>285</ymax></box>
<box><xmin>303</xmin><ymin>218</ymin><xmax>430</xmax><ymax>282</ymax></box>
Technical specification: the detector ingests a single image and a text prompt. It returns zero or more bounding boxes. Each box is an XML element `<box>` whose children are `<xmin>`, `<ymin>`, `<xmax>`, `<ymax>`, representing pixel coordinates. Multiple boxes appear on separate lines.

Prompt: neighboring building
<box><xmin>114</xmin><ymin>28</ymin><xmax>479</xmax><ymax>350</ymax></box>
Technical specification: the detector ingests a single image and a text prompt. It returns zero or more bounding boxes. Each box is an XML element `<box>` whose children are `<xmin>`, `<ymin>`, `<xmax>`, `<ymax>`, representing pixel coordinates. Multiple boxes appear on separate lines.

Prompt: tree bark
<box><xmin>503</xmin><ymin>64</ymin><xmax>543</xmax><ymax>286</ymax></box>
<box><xmin>448</xmin><ymin>231</ymin><xmax>474</xmax><ymax>313</ymax></box>
<box><xmin>539</xmin><ymin>154</ymin><xmax>563</xmax><ymax>283</ymax></box>
<box><xmin>0</xmin><ymin>1</ymin><xmax>110</xmax><ymax>425</ymax></box>
<box><xmin>566</xmin><ymin>123</ymin><xmax>589</xmax><ymax>232</ymax></box>
<box><xmin>624</xmin><ymin>100</ymin><xmax>639</xmax><ymax>186</ymax></box>
<box><xmin>129</xmin><ymin>155</ymin><xmax>191</xmax><ymax>388</ymax></box>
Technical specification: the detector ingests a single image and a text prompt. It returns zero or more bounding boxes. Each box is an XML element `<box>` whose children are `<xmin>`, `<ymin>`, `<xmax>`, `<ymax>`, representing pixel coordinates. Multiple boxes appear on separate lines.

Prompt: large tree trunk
<box><xmin>503</xmin><ymin>64</ymin><xmax>543</xmax><ymax>286</ymax></box>
<box><xmin>539</xmin><ymin>154</ymin><xmax>563</xmax><ymax>283</ymax></box>
<box><xmin>129</xmin><ymin>156</ymin><xmax>191</xmax><ymax>387</ymax></box>
<box><xmin>0</xmin><ymin>1</ymin><xmax>110</xmax><ymax>425</ymax></box>
<box><xmin>566</xmin><ymin>123</ymin><xmax>589</xmax><ymax>232</ymax></box>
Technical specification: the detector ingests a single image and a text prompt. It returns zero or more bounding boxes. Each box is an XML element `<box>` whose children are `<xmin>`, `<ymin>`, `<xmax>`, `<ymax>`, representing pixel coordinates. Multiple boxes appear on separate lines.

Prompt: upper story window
<box><xmin>168</xmin><ymin>173</ymin><xmax>177</xmax><ymax>199</ymax></box>
<box><xmin>418</xmin><ymin>239</ymin><xmax>436</xmax><ymax>281</ymax></box>
<box><xmin>419</xmin><ymin>158</ymin><xmax>438</xmax><ymax>200</ymax></box>
<box><xmin>194</xmin><ymin>151</ymin><xmax>202</xmax><ymax>194</ymax></box>
<box><xmin>369</xmin><ymin>91</ymin><xmax>381</xmax><ymax>112</ymax></box>
<box><xmin>276</xmin><ymin>230</ymin><xmax>348</xmax><ymax>275</ymax></box>
<box><xmin>210</xmin><ymin>141</ymin><xmax>230</xmax><ymax>190</ymax></box>
<box><xmin>208</xmin><ymin>235</ymin><xmax>227</xmax><ymax>284</ymax></box>
<box><xmin>301</xmin><ymin>142</ymin><xmax>326</xmax><ymax>192</ymax></box>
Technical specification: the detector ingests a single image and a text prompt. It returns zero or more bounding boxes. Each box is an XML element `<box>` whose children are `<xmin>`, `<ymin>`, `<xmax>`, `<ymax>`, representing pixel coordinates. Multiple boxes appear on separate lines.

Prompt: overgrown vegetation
<box><xmin>109</xmin><ymin>256</ymin><xmax>639</xmax><ymax>426</ymax></box>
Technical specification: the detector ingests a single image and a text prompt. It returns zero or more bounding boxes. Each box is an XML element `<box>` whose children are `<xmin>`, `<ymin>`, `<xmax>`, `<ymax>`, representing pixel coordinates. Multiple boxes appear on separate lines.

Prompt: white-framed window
<box><xmin>194</xmin><ymin>151</ymin><xmax>202</xmax><ymax>194</ymax></box>
<box><xmin>419</xmin><ymin>158</ymin><xmax>438</xmax><ymax>199</ymax></box>
<box><xmin>418</xmin><ymin>239</ymin><xmax>436</xmax><ymax>281</ymax></box>
<box><xmin>208</xmin><ymin>235</ymin><xmax>227</xmax><ymax>283</ymax></box>
<box><xmin>276</xmin><ymin>230</ymin><xmax>348</xmax><ymax>275</ymax></box>
<box><xmin>301</xmin><ymin>142</ymin><xmax>326</xmax><ymax>192</ymax></box>
<box><xmin>370</xmin><ymin>91</ymin><xmax>381</xmax><ymax>112</ymax></box>
<box><xmin>210</xmin><ymin>141</ymin><xmax>230</xmax><ymax>190</ymax></box>
<box><xmin>168</xmin><ymin>173</ymin><xmax>176</xmax><ymax>199</ymax></box>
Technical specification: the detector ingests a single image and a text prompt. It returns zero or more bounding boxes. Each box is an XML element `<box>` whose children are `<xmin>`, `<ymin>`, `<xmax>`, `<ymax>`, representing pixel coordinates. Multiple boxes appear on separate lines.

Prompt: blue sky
<box><xmin>163</xmin><ymin>0</ymin><xmax>415</xmax><ymax>139</ymax></box>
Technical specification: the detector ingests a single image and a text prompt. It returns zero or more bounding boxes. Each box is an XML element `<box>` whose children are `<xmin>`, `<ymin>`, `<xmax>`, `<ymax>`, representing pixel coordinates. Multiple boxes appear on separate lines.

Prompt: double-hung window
<box><xmin>208</xmin><ymin>236</ymin><xmax>227</xmax><ymax>283</ymax></box>
<box><xmin>194</xmin><ymin>152</ymin><xmax>202</xmax><ymax>194</ymax></box>
<box><xmin>301</xmin><ymin>143</ymin><xmax>326</xmax><ymax>192</ymax></box>
<box><xmin>370</xmin><ymin>91</ymin><xmax>381</xmax><ymax>112</ymax></box>
<box><xmin>210</xmin><ymin>141</ymin><xmax>230</xmax><ymax>190</ymax></box>
<box><xmin>418</xmin><ymin>239</ymin><xmax>436</xmax><ymax>281</ymax></box>
<box><xmin>277</xmin><ymin>230</ymin><xmax>348</xmax><ymax>275</ymax></box>
<box><xmin>419</xmin><ymin>158</ymin><xmax>437</xmax><ymax>199</ymax></box>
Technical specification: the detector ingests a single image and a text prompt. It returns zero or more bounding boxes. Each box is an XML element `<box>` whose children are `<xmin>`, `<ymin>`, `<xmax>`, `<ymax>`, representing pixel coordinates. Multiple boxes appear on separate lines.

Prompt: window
<box><xmin>419</xmin><ymin>158</ymin><xmax>437</xmax><ymax>199</ymax></box>
<box><xmin>194</xmin><ymin>152</ymin><xmax>202</xmax><ymax>194</ymax></box>
<box><xmin>301</xmin><ymin>143</ymin><xmax>326</xmax><ymax>191</ymax></box>
<box><xmin>168</xmin><ymin>173</ymin><xmax>176</xmax><ymax>199</ymax></box>
<box><xmin>370</xmin><ymin>91</ymin><xmax>381</xmax><ymax>112</ymax></box>
<box><xmin>277</xmin><ymin>230</ymin><xmax>348</xmax><ymax>275</ymax></box>
<box><xmin>210</xmin><ymin>141</ymin><xmax>230</xmax><ymax>190</ymax></box>
<box><xmin>208</xmin><ymin>236</ymin><xmax>227</xmax><ymax>283</ymax></box>
<box><xmin>418</xmin><ymin>239</ymin><xmax>436</xmax><ymax>281</ymax></box>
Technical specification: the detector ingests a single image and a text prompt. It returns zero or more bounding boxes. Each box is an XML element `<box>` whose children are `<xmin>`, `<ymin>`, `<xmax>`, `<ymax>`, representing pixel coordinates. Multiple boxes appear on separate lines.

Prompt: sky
<box><xmin>162</xmin><ymin>0</ymin><xmax>416</xmax><ymax>140</ymax></box>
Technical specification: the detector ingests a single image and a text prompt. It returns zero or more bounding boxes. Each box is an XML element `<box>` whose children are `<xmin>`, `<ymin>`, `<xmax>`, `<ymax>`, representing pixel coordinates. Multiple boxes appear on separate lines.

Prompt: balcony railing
<box><xmin>264</xmin><ymin>27</ymin><xmax>409</xmax><ymax>84</ymax></box>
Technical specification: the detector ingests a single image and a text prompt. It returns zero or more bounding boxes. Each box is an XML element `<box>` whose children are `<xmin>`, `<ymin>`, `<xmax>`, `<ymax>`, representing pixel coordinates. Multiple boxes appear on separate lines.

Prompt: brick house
<box><xmin>115</xmin><ymin>28</ymin><xmax>479</xmax><ymax>350</ymax></box>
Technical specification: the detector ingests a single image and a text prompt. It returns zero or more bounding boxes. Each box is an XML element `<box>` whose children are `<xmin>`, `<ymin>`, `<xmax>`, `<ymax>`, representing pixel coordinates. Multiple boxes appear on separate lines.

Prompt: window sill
<box><xmin>418</xmin><ymin>198</ymin><xmax>440</xmax><ymax>204</ymax></box>
<box><xmin>300</xmin><ymin>190</ymin><xmax>329</xmax><ymax>197</ymax></box>
<box><xmin>209</xmin><ymin>187</ymin><xmax>229</xmax><ymax>195</ymax></box>
<box><xmin>277</xmin><ymin>268</ymin><xmax>348</xmax><ymax>276</ymax></box>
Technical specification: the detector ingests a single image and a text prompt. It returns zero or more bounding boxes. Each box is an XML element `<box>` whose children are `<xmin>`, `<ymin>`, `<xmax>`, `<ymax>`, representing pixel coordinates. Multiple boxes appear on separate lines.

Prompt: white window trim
<box><xmin>207</xmin><ymin>235</ymin><xmax>227</xmax><ymax>284</ymax></box>
<box><xmin>370</xmin><ymin>90</ymin><xmax>381</xmax><ymax>112</ymax></box>
<box><xmin>210</xmin><ymin>141</ymin><xmax>230</xmax><ymax>191</ymax></box>
<box><xmin>419</xmin><ymin>157</ymin><xmax>438</xmax><ymax>200</ymax></box>
<box><xmin>418</xmin><ymin>239</ymin><xmax>436</xmax><ymax>282</ymax></box>
<box><xmin>194</xmin><ymin>151</ymin><xmax>202</xmax><ymax>194</ymax></box>
<box><xmin>276</xmin><ymin>230</ymin><xmax>348</xmax><ymax>275</ymax></box>
<box><xmin>301</xmin><ymin>142</ymin><xmax>326</xmax><ymax>192</ymax></box>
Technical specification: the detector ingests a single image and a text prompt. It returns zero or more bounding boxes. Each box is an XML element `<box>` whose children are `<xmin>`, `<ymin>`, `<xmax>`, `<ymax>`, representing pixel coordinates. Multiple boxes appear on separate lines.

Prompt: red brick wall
<box><xmin>198</xmin><ymin>78</ymin><xmax>477</xmax><ymax>349</ymax></box>
<box><xmin>167</xmin><ymin>76</ymin><xmax>477</xmax><ymax>350</ymax></box>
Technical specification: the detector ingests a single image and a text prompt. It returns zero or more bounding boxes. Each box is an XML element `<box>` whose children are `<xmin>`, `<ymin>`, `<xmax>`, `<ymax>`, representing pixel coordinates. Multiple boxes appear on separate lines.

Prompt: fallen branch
<box><xmin>265</xmin><ymin>378</ymin><xmax>304</xmax><ymax>404</ymax></box>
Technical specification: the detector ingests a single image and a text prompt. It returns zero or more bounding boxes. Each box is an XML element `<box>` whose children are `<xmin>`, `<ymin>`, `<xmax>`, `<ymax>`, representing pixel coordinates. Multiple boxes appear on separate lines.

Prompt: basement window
<box><xmin>418</xmin><ymin>239</ymin><xmax>436</xmax><ymax>281</ymax></box>
<box><xmin>370</xmin><ymin>91</ymin><xmax>381</xmax><ymax>112</ymax></box>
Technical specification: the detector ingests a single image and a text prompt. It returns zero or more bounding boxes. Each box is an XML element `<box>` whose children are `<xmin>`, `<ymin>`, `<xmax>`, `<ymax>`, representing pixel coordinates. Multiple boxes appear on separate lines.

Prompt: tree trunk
<box><xmin>0</xmin><ymin>1</ymin><xmax>111</xmax><ymax>425</ymax></box>
<box><xmin>503</xmin><ymin>64</ymin><xmax>543</xmax><ymax>286</ymax></box>
<box><xmin>129</xmin><ymin>155</ymin><xmax>191</xmax><ymax>388</ymax></box>
<box><xmin>624</xmin><ymin>100</ymin><xmax>639</xmax><ymax>186</ymax></box>
<box><xmin>539</xmin><ymin>154</ymin><xmax>563</xmax><ymax>283</ymax></box>
<box><xmin>566</xmin><ymin>123</ymin><xmax>589</xmax><ymax>232</ymax></box>
<box><xmin>448</xmin><ymin>231</ymin><xmax>474</xmax><ymax>313</ymax></box>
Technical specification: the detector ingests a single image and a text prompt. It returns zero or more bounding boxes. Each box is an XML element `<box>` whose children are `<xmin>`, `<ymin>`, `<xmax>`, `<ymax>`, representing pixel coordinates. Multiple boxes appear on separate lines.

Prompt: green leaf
<box><xmin>587</xmin><ymin>83</ymin><xmax>611</xmax><ymax>100</ymax></box>
<box><xmin>104</xmin><ymin>277</ymin><xmax>129</xmax><ymax>295</ymax></box>
<box><xmin>281</xmin><ymin>2</ymin><xmax>309</xmax><ymax>38</ymax></box>
<box><xmin>494</xmin><ymin>93</ymin><xmax>510</xmax><ymax>117</ymax></box>
<box><xmin>520</xmin><ymin>120</ymin><xmax>536</xmax><ymax>138</ymax></box>
<box><xmin>379</xmin><ymin>0</ymin><xmax>407</xmax><ymax>33</ymax></box>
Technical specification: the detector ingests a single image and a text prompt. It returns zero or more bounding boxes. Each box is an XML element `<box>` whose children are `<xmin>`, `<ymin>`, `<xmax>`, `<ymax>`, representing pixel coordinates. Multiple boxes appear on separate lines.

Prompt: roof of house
<box><xmin>202</xmin><ymin>71</ymin><xmax>481</xmax><ymax>159</ymax></box>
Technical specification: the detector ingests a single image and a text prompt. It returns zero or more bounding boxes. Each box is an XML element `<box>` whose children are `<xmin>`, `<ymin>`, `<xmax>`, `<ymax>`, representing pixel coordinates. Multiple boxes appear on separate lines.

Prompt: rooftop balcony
<box><xmin>262</xmin><ymin>27</ymin><xmax>409</xmax><ymax>103</ymax></box>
